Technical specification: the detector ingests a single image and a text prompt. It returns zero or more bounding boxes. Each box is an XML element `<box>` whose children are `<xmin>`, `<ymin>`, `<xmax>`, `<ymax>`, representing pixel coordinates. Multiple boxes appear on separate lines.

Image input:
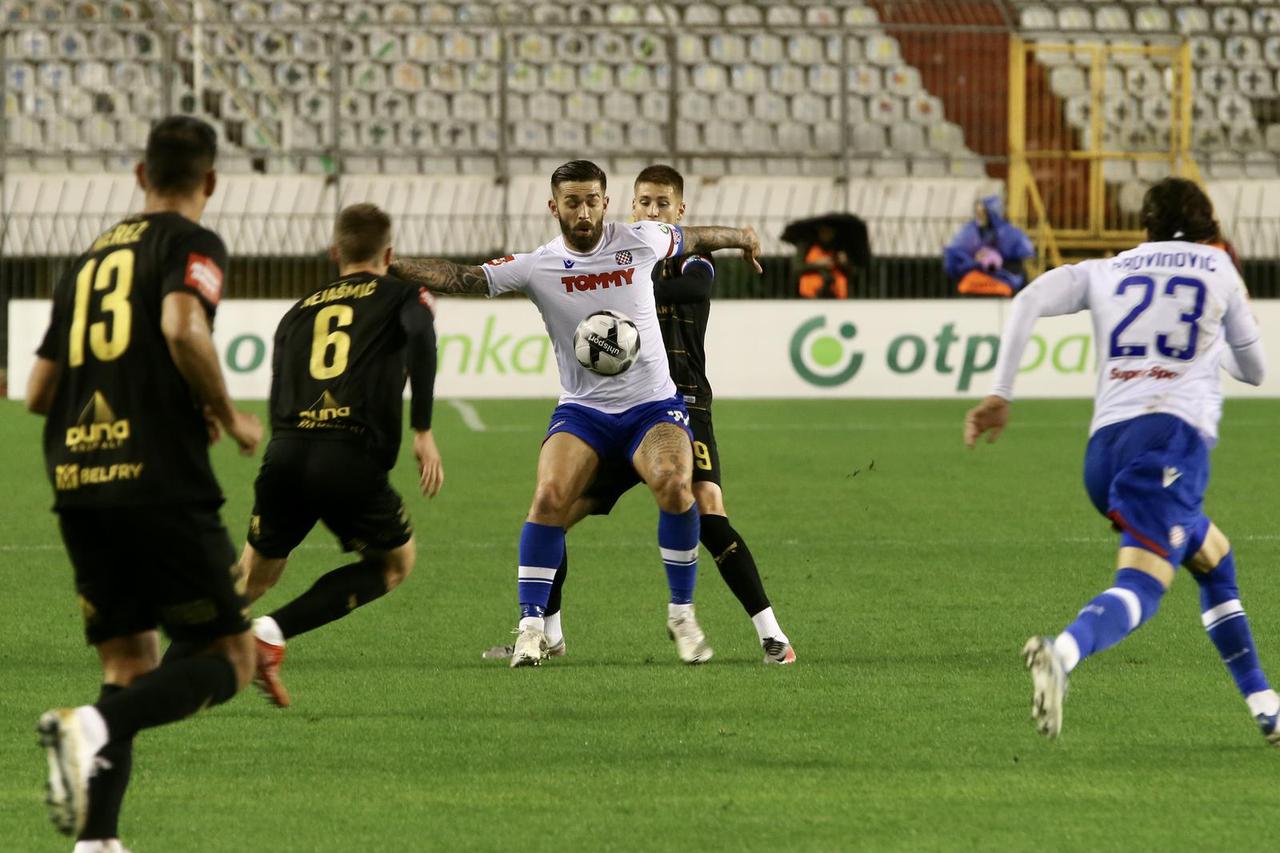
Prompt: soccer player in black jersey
<box><xmin>28</xmin><ymin>116</ymin><xmax>264</xmax><ymax>848</ymax></box>
<box><xmin>488</xmin><ymin>164</ymin><xmax>795</xmax><ymax>664</ymax></box>
<box><xmin>239</xmin><ymin>203</ymin><xmax>442</xmax><ymax>707</ymax></box>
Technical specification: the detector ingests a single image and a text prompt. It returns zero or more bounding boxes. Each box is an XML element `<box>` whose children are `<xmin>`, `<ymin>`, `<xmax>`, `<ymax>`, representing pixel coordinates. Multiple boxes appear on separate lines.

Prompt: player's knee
<box><xmin>530</xmin><ymin>481</ymin><xmax>572</xmax><ymax>523</ymax></box>
<box><xmin>650</xmin><ymin>472</ymin><xmax>693</xmax><ymax>514</ymax></box>
<box><xmin>380</xmin><ymin>541</ymin><xmax>416</xmax><ymax>590</ymax></box>
<box><xmin>693</xmin><ymin>483</ymin><xmax>724</xmax><ymax>516</ymax></box>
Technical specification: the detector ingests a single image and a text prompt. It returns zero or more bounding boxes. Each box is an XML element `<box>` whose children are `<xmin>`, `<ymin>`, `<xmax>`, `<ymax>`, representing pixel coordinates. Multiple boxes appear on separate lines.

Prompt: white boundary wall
<box><xmin>9</xmin><ymin>299</ymin><xmax>1279</xmax><ymax>401</ymax></box>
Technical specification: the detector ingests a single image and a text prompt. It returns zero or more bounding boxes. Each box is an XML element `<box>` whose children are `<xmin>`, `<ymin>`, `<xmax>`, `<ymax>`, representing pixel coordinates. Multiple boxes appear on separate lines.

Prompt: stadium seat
<box><xmin>906</xmin><ymin>93</ymin><xmax>943</xmax><ymax>126</ymax></box>
<box><xmin>1175</xmin><ymin>6</ymin><xmax>1210</xmax><ymax>33</ymax></box>
<box><xmin>1133</xmin><ymin>5</ymin><xmax>1171</xmax><ymax>33</ymax></box>
<box><xmin>731</xmin><ymin>63</ymin><xmax>768</xmax><ymax>94</ymax></box>
<box><xmin>1239</xmin><ymin>66</ymin><xmax>1275</xmax><ymax>97</ymax></box>
<box><xmin>843</xmin><ymin>6</ymin><xmax>878</xmax><ymax>27</ymax></box>
<box><xmin>885</xmin><ymin>65</ymin><xmax>922</xmax><ymax>98</ymax></box>
<box><xmin>765</xmin><ymin>5</ymin><xmax>801</xmax><ymax>26</ymax></box>
<box><xmin>1057</xmin><ymin>6</ymin><xmax>1093</xmax><ymax>30</ymax></box>
<box><xmin>788</xmin><ymin>34</ymin><xmax>824</xmax><ymax>64</ymax></box>
<box><xmin>1094</xmin><ymin>5</ymin><xmax>1130</xmax><ymax>31</ymax></box>
<box><xmin>1050</xmin><ymin>65</ymin><xmax>1088</xmax><ymax>98</ymax></box>
<box><xmin>748</xmin><ymin>33</ymin><xmax>785</xmax><ymax>64</ymax></box>
<box><xmin>1225</xmin><ymin>35</ymin><xmax>1264</xmax><ymax>65</ymax></box>
<box><xmin>848</xmin><ymin>64</ymin><xmax>881</xmax><ymax>96</ymax></box>
<box><xmin>1020</xmin><ymin>5</ymin><xmax>1056</xmax><ymax>30</ymax></box>
<box><xmin>714</xmin><ymin>91</ymin><xmax>750</xmax><ymax>122</ymax></box>
<box><xmin>808</xmin><ymin>65</ymin><xmax>841</xmax><ymax>96</ymax></box>
<box><xmin>1213</xmin><ymin>5</ymin><xmax>1251</xmax><ymax>34</ymax></box>
<box><xmin>752</xmin><ymin>92</ymin><xmax>788</xmax><ymax>122</ymax></box>
<box><xmin>709</xmin><ymin>34</ymin><xmax>747</xmax><ymax>64</ymax></box>
<box><xmin>790</xmin><ymin>93</ymin><xmax>826</xmax><ymax>123</ymax></box>
<box><xmin>864</xmin><ymin>34</ymin><xmax>901</xmax><ymax>65</ymax></box>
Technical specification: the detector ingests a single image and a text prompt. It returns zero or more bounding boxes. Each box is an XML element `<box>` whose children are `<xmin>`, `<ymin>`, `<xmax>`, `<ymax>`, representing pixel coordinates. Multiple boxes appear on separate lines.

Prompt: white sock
<box><xmin>668</xmin><ymin>602</ymin><xmax>694</xmax><ymax>619</ymax></box>
<box><xmin>1246</xmin><ymin>689</ymin><xmax>1280</xmax><ymax>717</ymax></box>
<box><xmin>519</xmin><ymin>615</ymin><xmax>545</xmax><ymax>633</ymax></box>
<box><xmin>253</xmin><ymin>615</ymin><xmax>284</xmax><ymax>646</ymax></box>
<box><xmin>75</xmin><ymin>705</ymin><xmax>109</xmax><ymax>756</ymax></box>
<box><xmin>750</xmin><ymin>607</ymin><xmax>787</xmax><ymax>644</ymax></box>
<box><xmin>544</xmin><ymin>611</ymin><xmax>563</xmax><ymax>646</ymax></box>
<box><xmin>74</xmin><ymin>841</ymin><xmax>119</xmax><ymax>853</ymax></box>
<box><xmin>1053</xmin><ymin>632</ymin><xmax>1081</xmax><ymax>674</ymax></box>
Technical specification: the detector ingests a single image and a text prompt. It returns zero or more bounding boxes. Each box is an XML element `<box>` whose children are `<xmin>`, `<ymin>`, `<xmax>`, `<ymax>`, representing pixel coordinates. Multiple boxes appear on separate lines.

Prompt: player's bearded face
<box><xmin>552</xmin><ymin>181</ymin><xmax>608</xmax><ymax>252</ymax></box>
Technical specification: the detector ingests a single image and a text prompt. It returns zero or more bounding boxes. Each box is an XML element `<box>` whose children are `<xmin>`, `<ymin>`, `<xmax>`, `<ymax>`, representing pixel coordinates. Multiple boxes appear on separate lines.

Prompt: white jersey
<box><xmin>482</xmin><ymin>220</ymin><xmax>683</xmax><ymax>413</ymax></box>
<box><xmin>990</xmin><ymin>241</ymin><xmax>1263</xmax><ymax>442</ymax></box>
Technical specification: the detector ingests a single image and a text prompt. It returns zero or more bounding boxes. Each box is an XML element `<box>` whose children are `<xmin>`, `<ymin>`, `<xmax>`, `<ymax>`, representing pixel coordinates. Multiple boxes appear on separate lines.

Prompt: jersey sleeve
<box><xmin>480</xmin><ymin>251</ymin><xmax>537</xmax><ymax>297</ymax></box>
<box><xmin>629</xmin><ymin>221</ymin><xmax>685</xmax><ymax>261</ymax></box>
<box><xmin>653</xmin><ymin>254</ymin><xmax>714</xmax><ymax>304</ymax></box>
<box><xmin>400</xmin><ymin>286</ymin><xmax>438</xmax><ymax>430</ymax></box>
<box><xmin>988</xmin><ymin>263</ymin><xmax>1091</xmax><ymax>400</ymax></box>
<box><xmin>161</xmin><ymin>228</ymin><xmax>228</xmax><ymax>317</ymax></box>
<box><xmin>1222</xmin><ymin>278</ymin><xmax>1262</xmax><ymax>349</ymax></box>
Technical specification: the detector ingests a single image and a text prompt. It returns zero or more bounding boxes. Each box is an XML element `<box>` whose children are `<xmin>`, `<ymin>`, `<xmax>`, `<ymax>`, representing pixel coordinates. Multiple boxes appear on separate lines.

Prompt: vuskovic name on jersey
<box><xmin>1079</xmin><ymin>241</ymin><xmax>1258</xmax><ymax>441</ymax></box>
<box><xmin>482</xmin><ymin>221</ymin><xmax>684</xmax><ymax>414</ymax></box>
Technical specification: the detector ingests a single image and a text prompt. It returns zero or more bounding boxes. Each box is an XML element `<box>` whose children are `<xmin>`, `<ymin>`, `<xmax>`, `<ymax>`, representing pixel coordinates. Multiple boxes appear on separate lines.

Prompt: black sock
<box><xmin>270</xmin><ymin>561</ymin><xmax>388</xmax><ymax>640</ymax></box>
<box><xmin>699</xmin><ymin>514</ymin><xmax>771</xmax><ymax>616</ymax></box>
<box><xmin>95</xmin><ymin>655</ymin><xmax>238</xmax><ymax>742</ymax></box>
<box><xmin>79</xmin><ymin>684</ymin><xmax>133</xmax><ymax>842</ymax></box>
<box><xmin>545</xmin><ymin>551</ymin><xmax>569</xmax><ymax>617</ymax></box>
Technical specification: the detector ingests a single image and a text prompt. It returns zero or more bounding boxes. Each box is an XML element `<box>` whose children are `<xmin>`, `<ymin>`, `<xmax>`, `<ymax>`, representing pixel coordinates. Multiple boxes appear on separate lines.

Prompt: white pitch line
<box><xmin>446</xmin><ymin>399</ymin><xmax>487</xmax><ymax>432</ymax></box>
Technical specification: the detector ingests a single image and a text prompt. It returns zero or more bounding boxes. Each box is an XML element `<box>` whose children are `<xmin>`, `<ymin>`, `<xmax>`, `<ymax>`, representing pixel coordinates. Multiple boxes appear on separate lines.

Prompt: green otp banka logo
<box><xmin>789</xmin><ymin>316</ymin><xmax>863</xmax><ymax>387</ymax></box>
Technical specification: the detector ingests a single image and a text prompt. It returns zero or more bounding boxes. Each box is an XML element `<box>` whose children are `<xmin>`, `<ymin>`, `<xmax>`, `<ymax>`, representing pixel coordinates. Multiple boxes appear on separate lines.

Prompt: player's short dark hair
<box><xmin>333</xmin><ymin>203</ymin><xmax>392</xmax><ymax>264</ymax></box>
<box><xmin>1141</xmin><ymin>177</ymin><xmax>1219</xmax><ymax>243</ymax></box>
<box><xmin>551</xmin><ymin>160</ymin><xmax>607</xmax><ymax>193</ymax></box>
<box><xmin>634</xmin><ymin>164</ymin><xmax>684</xmax><ymax>197</ymax></box>
<box><xmin>144</xmin><ymin>115</ymin><xmax>218</xmax><ymax>195</ymax></box>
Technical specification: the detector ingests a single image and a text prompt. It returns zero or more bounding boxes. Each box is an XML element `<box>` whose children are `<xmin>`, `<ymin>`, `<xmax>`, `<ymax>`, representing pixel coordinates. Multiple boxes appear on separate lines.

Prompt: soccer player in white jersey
<box><xmin>391</xmin><ymin>160</ymin><xmax>762</xmax><ymax>667</ymax></box>
<box><xmin>965</xmin><ymin>177</ymin><xmax>1278</xmax><ymax>745</ymax></box>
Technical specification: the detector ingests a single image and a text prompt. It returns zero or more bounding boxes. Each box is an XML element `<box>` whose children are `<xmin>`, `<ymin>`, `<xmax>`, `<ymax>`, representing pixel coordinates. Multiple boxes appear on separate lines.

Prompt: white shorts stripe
<box><xmin>1104</xmin><ymin>587</ymin><xmax>1143</xmax><ymax>631</ymax></box>
<box><xmin>518</xmin><ymin>566</ymin><xmax>558</xmax><ymax>581</ymax></box>
<box><xmin>1202</xmin><ymin>599</ymin><xmax>1245</xmax><ymax>629</ymax></box>
<box><xmin>660</xmin><ymin>546</ymin><xmax>699</xmax><ymax>564</ymax></box>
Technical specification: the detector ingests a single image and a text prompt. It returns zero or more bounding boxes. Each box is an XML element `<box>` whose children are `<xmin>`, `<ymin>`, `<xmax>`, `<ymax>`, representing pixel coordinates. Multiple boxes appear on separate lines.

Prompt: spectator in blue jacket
<box><xmin>944</xmin><ymin>195</ymin><xmax>1035</xmax><ymax>296</ymax></box>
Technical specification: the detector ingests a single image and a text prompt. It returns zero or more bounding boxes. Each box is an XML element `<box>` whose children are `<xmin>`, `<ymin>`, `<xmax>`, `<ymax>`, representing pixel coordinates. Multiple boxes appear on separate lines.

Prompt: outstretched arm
<box><xmin>964</xmin><ymin>264</ymin><xmax>1089</xmax><ymax>449</ymax></box>
<box><xmin>391</xmin><ymin>258</ymin><xmax>489</xmax><ymax>295</ymax></box>
<box><xmin>681</xmin><ymin>226</ymin><xmax>763</xmax><ymax>273</ymax></box>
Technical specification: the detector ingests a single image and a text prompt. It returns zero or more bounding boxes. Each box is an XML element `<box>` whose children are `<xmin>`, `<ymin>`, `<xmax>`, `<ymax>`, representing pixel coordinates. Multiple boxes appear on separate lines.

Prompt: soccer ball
<box><xmin>574</xmin><ymin>310</ymin><xmax>640</xmax><ymax>376</ymax></box>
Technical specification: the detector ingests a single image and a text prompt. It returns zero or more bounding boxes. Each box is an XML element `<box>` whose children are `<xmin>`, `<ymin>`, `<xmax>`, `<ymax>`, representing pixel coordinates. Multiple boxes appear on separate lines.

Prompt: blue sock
<box><xmin>518</xmin><ymin>522</ymin><xmax>564</xmax><ymax>619</ymax></box>
<box><xmin>1062</xmin><ymin>568</ymin><xmax>1165</xmax><ymax>666</ymax></box>
<box><xmin>1194</xmin><ymin>550</ymin><xmax>1272</xmax><ymax>698</ymax></box>
<box><xmin>658</xmin><ymin>504</ymin><xmax>700</xmax><ymax>605</ymax></box>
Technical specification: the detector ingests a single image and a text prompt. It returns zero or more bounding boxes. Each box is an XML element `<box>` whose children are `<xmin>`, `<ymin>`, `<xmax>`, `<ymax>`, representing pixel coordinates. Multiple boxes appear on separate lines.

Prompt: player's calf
<box><xmin>1184</xmin><ymin>519</ymin><xmax>1280</xmax><ymax>744</ymax></box>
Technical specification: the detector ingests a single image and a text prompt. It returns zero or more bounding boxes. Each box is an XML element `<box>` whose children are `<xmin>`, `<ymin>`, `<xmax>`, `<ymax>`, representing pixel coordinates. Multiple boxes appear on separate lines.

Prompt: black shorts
<box><xmin>58</xmin><ymin>502</ymin><xmax>248</xmax><ymax>646</ymax></box>
<box><xmin>583</xmin><ymin>405</ymin><xmax>722</xmax><ymax>516</ymax></box>
<box><xmin>247</xmin><ymin>436</ymin><xmax>412</xmax><ymax>558</ymax></box>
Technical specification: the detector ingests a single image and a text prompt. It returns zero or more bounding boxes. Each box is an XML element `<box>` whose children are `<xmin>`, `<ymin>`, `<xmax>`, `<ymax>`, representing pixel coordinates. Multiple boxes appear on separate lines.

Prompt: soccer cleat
<box><xmin>484</xmin><ymin>636</ymin><xmax>565</xmax><ymax>661</ymax></box>
<box><xmin>510</xmin><ymin>624</ymin><xmax>548</xmax><ymax>668</ymax></box>
<box><xmin>37</xmin><ymin>708</ymin><xmax>95</xmax><ymax>837</ymax></box>
<box><xmin>667</xmin><ymin>607</ymin><xmax>714</xmax><ymax>664</ymax></box>
<box><xmin>762</xmin><ymin>637</ymin><xmax>797</xmax><ymax>665</ymax></box>
<box><xmin>253</xmin><ymin>636</ymin><xmax>291</xmax><ymax>708</ymax></box>
<box><xmin>1258</xmin><ymin>711</ymin><xmax>1280</xmax><ymax>747</ymax></box>
<box><xmin>1022</xmin><ymin>636</ymin><xmax>1068</xmax><ymax>739</ymax></box>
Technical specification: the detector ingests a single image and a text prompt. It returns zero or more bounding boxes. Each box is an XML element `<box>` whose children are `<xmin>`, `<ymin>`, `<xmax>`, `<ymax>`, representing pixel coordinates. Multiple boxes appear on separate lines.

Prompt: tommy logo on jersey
<box><xmin>562</xmin><ymin>266</ymin><xmax>636</xmax><ymax>294</ymax></box>
<box><xmin>184</xmin><ymin>254</ymin><xmax>223</xmax><ymax>304</ymax></box>
<box><xmin>615</xmin><ymin>251</ymin><xmax>632</xmax><ymax>265</ymax></box>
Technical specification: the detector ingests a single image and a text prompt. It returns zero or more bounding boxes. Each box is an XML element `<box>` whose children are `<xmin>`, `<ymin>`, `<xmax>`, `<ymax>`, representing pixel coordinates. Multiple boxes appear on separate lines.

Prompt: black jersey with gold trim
<box><xmin>38</xmin><ymin>212</ymin><xmax>228</xmax><ymax>509</ymax></box>
<box><xmin>654</xmin><ymin>253</ymin><xmax>715</xmax><ymax>411</ymax></box>
<box><xmin>268</xmin><ymin>272</ymin><xmax>437</xmax><ymax>471</ymax></box>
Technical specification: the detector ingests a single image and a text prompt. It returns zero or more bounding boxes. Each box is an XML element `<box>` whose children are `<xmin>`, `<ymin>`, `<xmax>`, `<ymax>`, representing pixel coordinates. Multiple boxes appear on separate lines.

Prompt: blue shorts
<box><xmin>544</xmin><ymin>395</ymin><xmax>692</xmax><ymax>473</ymax></box>
<box><xmin>1083</xmin><ymin>413</ymin><xmax>1209</xmax><ymax>565</ymax></box>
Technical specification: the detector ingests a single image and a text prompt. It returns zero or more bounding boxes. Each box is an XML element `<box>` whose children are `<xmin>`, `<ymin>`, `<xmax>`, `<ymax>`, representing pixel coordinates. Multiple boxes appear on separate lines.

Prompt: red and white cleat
<box><xmin>762</xmin><ymin>638</ymin><xmax>797</xmax><ymax>665</ymax></box>
<box><xmin>253</xmin><ymin>636</ymin><xmax>291</xmax><ymax>708</ymax></box>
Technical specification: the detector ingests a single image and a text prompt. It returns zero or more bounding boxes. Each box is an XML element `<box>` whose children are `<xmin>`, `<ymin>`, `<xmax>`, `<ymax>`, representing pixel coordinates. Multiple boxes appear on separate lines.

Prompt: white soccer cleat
<box><xmin>510</xmin><ymin>624</ymin><xmax>549</xmax><ymax>668</ymax></box>
<box><xmin>484</xmin><ymin>635</ymin><xmax>566</xmax><ymax>661</ymax></box>
<box><xmin>762</xmin><ymin>637</ymin><xmax>797</xmax><ymax>665</ymax></box>
<box><xmin>37</xmin><ymin>708</ymin><xmax>96</xmax><ymax>837</ymax></box>
<box><xmin>1022</xmin><ymin>636</ymin><xmax>1068</xmax><ymax>739</ymax></box>
<box><xmin>667</xmin><ymin>606</ymin><xmax>714</xmax><ymax>664</ymax></box>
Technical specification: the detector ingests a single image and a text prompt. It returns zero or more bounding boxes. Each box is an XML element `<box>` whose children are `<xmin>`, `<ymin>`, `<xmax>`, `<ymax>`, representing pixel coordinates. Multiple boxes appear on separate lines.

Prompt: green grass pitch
<box><xmin>1</xmin><ymin>397</ymin><xmax>1277</xmax><ymax>851</ymax></box>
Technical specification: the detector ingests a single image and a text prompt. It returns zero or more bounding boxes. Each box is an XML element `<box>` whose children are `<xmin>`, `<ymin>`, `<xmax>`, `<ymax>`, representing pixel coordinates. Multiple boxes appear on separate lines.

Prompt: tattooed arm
<box><xmin>680</xmin><ymin>225</ymin><xmax>763</xmax><ymax>273</ymax></box>
<box><xmin>390</xmin><ymin>258</ymin><xmax>489</xmax><ymax>295</ymax></box>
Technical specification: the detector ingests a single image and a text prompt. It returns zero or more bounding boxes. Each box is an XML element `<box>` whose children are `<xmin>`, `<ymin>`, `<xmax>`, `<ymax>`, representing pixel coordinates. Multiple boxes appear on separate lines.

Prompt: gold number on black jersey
<box><xmin>310</xmin><ymin>305</ymin><xmax>354</xmax><ymax>379</ymax></box>
<box><xmin>68</xmin><ymin>249</ymin><xmax>134</xmax><ymax>367</ymax></box>
<box><xmin>693</xmin><ymin>441</ymin><xmax>713</xmax><ymax>471</ymax></box>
